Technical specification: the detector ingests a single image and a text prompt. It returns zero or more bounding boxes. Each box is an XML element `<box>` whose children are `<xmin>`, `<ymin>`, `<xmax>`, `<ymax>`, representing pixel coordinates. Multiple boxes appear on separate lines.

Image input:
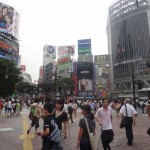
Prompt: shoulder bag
<box><xmin>120</xmin><ymin>105</ymin><xmax>128</xmax><ymax>129</ymax></box>
<box><xmin>84</xmin><ymin>118</ymin><xmax>97</xmax><ymax>150</ymax></box>
<box><xmin>147</xmin><ymin>127</ymin><xmax>150</xmax><ymax>135</ymax></box>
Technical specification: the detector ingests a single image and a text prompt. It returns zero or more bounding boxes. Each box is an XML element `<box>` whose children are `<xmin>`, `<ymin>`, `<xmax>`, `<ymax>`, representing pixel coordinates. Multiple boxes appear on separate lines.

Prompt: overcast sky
<box><xmin>4</xmin><ymin>0</ymin><xmax>115</xmax><ymax>82</ymax></box>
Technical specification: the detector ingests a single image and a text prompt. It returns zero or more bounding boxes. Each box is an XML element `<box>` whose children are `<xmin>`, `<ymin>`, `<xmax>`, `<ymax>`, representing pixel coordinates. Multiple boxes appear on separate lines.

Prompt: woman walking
<box><xmin>53</xmin><ymin>99</ymin><xmax>68</xmax><ymax>150</ymax></box>
<box><xmin>77</xmin><ymin>104</ymin><xmax>96</xmax><ymax>150</ymax></box>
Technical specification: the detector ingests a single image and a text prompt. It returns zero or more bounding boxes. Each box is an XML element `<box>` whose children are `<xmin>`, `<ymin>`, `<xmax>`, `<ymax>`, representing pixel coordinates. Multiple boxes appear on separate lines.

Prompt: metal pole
<box><xmin>131</xmin><ymin>62</ymin><xmax>136</xmax><ymax>110</ymax></box>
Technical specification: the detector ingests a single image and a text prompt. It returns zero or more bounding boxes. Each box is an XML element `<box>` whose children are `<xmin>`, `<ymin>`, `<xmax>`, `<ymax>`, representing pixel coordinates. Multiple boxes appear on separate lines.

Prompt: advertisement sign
<box><xmin>43</xmin><ymin>45</ymin><xmax>56</xmax><ymax>66</ymax></box>
<box><xmin>78</xmin><ymin>79</ymin><xmax>92</xmax><ymax>91</ymax></box>
<box><xmin>0</xmin><ymin>40</ymin><xmax>9</xmax><ymax>51</ymax></box>
<box><xmin>58</xmin><ymin>45</ymin><xmax>75</xmax><ymax>56</ymax></box>
<box><xmin>77</xmin><ymin>63</ymin><xmax>93</xmax><ymax>79</ymax></box>
<box><xmin>57</xmin><ymin>55</ymin><xmax>71</xmax><ymax>75</ymax></box>
<box><xmin>96</xmin><ymin>66</ymin><xmax>109</xmax><ymax>85</ymax></box>
<box><xmin>78</xmin><ymin>39</ymin><xmax>91</xmax><ymax>55</ymax></box>
<box><xmin>21</xmin><ymin>65</ymin><xmax>26</xmax><ymax>72</ymax></box>
<box><xmin>0</xmin><ymin>2</ymin><xmax>20</xmax><ymax>39</ymax></box>
<box><xmin>11</xmin><ymin>9</ymin><xmax>20</xmax><ymax>39</ymax></box>
<box><xmin>44</xmin><ymin>45</ymin><xmax>56</xmax><ymax>59</ymax></box>
<box><xmin>78</xmin><ymin>91</ymin><xmax>93</xmax><ymax>96</ymax></box>
<box><xmin>94</xmin><ymin>55</ymin><xmax>109</xmax><ymax>65</ymax></box>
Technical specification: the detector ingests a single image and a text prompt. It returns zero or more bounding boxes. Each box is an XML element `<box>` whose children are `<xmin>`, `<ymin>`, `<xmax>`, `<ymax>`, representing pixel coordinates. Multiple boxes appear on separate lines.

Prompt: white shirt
<box><xmin>7</xmin><ymin>101</ymin><xmax>12</xmax><ymax>108</ymax></box>
<box><xmin>120</xmin><ymin>103</ymin><xmax>137</xmax><ymax>117</ymax></box>
<box><xmin>95</xmin><ymin>106</ymin><xmax>113</xmax><ymax>130</ymax></box>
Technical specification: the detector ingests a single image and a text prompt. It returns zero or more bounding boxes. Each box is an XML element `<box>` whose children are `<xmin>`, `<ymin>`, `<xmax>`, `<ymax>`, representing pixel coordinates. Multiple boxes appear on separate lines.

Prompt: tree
<box><xmin>0</xmin><ymin>58</ymin><xmax>22</xmax><ymax>97</ymax></box>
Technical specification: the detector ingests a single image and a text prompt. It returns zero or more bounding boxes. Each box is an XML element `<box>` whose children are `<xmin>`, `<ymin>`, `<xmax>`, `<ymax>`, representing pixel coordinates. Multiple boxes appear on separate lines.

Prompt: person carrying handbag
<box><xmin>119</xmin><ymin>98</ymin><xmax>137</xmax><ymax>146</ymax></box>
<box><xmin>77</xmin><ymin>104</ymin><xmax>96</xmax><ymax>150</ymax></box>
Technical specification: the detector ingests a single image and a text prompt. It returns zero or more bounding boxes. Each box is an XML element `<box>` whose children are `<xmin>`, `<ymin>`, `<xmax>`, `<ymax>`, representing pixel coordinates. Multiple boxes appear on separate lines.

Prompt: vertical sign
<box><xmin>78</xmin><ymin>39</ymin><xmax>91</xmax><ymax>55</ymax></box>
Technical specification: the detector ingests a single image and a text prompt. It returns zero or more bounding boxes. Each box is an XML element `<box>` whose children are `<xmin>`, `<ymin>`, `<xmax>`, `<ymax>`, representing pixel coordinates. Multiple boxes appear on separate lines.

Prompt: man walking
<box><xmin>95</xmin><ymin>99</ymin><xmax>114</xmax><ymax>150</ymax></box>
<box><xmin>119</xmin><ymin>98</ymin><xmax>137</xmax><ymax>146</ymax></box>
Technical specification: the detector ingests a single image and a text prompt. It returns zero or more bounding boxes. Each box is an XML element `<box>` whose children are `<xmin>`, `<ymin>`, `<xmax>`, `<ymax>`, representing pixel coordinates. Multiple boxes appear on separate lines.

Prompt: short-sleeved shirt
<box><xmin>79</xmin><ymin>117</ymin><xmax>95</xmax><ymax>144</ymax></box>
<box><xmin>43</xmin><ymin>115</ymin><xmax>55</xmax><ymax>149</ymax></box>
<box><xmin>43</xmin><ymin>115</ymin><xmax>55</xmax><ymax>142</ymax></box>
<box><xmin>120</xmin><ymin>104</ymin><xmax>137</xmax><ymax>117</ymax></box>
<box><xmin>95</xmin><ymin>106</ymin><xmax>112</xmax><ymax>130</ymax></box>
<box><xmin>54</xmin><ymin>111</ymin><xmax>68</xmax><ymax>130</ymax></box>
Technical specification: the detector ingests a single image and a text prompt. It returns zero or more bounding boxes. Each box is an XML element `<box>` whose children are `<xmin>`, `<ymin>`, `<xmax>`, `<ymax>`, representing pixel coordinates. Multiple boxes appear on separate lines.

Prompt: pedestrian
<box><xmin>36</xmin><ymin>103</ymin><xmax>60</xmax><ymax>150</ymax></box>
<box><xmin>27</xmin><ymin>98</ymin><xmax>41</xmax><ymax>134</ymax></box>
<box><xmin>77</xmin><ymin>104</ymin><xmax>96</xmax><ymax>150</ymax></box>
<box><xmin>7</xmin><ymin>99</ymin><xmax>12</xmax><ymax>117</ymax></box>
<box><xmin>95</xmin><ymin>99</ymin><xmax>114</xmax><ymax>150</ymax></box>
<box><xmin>119</xmin><ymin>98</ymin><xmax>137</xmax><ymax>146</ymax></box>
<box><xmin>0</xmin><ymin>100</ymin><xmax>3</xmax><ymax>115</ymax></box>
<box><xmin>53</xmin><ymin>98</ymin><xmax>69</xmax><ymax>150</ymax></box>
<box><xmin>67</xmin><ymin>101</ymin><xmax>74</xmax><ymax>123</ymax></box>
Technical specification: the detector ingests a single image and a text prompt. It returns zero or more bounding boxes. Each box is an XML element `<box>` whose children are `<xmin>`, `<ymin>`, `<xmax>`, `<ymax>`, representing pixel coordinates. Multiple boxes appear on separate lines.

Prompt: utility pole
<box><xmin>131</xmin><ymin>62</ymin><xmax>136</xmax><ymax>110</ymax></box>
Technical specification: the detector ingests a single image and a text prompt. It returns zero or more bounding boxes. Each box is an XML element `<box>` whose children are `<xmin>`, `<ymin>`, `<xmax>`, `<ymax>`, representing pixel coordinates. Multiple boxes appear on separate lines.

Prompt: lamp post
<box><xmin>131</xmin><ymin>62</ymin><xmax>136</xmax><ymax>110</ymax></box>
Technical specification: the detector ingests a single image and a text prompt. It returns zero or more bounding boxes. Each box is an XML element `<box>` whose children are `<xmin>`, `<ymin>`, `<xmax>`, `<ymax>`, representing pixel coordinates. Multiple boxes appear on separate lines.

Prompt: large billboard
<box><xmin>58</xmin><ymin>45</ymin><xmax>75</xmax><ymax>56</ymax></box>
<box><xmin>57</xmin><ymin>55</ymin><xmax>71</xmax><ymax>75</ymax></box>
<box><xmin>78</xmin><ymin>79</ymin><xmax>92</xmax><ymax>91</ymax></box>
<box><xmin>78</xmin><ymin>39</ymin><xmax>91</xmax><ymax>55</ymax></box>
<box><xmin>0</xmin><ymin>2</ymin><xmax>20</xmax><ymax>39</ymax></box>
<box><xmin>43</xmin><ymin>45</ymin><xmax>56</xmax><ymax>66</ymax></box>
<box><xmin>94</xmin><ymin>55</ymin><xmax>109</xmax><ymax>65</ymax></box>
<box><xmin>77</xmin><ymin>63</ymin><xmax>93</xmax><ymax>79</ymax></box>
<box><xmin>96</xmin><ymin>66</ymin><xmax>109</xmax><ymax>85</ymax></box>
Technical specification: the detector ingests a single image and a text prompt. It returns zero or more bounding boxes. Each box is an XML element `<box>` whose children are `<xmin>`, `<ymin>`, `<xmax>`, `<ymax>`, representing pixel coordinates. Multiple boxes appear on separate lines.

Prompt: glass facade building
<box><xmin>107</xmin><ymin>0</ymin><xmax>150</xmax><ymax>98</ymax></box>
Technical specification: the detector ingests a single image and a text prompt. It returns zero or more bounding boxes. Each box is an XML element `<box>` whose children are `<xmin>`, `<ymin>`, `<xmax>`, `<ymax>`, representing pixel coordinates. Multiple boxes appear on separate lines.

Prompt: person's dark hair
<box><xmin>56</xmin><ymin>98</ymin><xmax>64</xmax><ymax>111</ymax></box>
<box><xmin>34</xmin><ymin>98</ymin><xmax>39</xmax><ymax>103</ymax></box>
<box><xmin>45</xmin><ymin>98</ymin><xmax>51</xmax><ymax>103</ymax></box>
<box><xmin>2</xmin><ymin>6</ymin><xmax>8</xmax><ymax>11</ymax></box>
<box><xmin>44</xmin><ymin>103</ymin><xmax>54</xmax><ymax>114</ymax></box>
<box><xmin>81</xmin><ymin>104</ymin><xmax>94</xmax><ymax>119</ymax></box>
<box><xmin>102</xmin><ymin>98</ymin><xmax>108</xmax><ymax>103</ymax></box>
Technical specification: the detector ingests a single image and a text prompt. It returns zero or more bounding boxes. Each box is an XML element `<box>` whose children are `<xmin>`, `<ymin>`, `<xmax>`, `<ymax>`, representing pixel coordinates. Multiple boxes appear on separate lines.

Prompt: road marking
<box><xmin>19</xmin><ymin>115</ymin><xmax>34</xmax><ymax>150</ymax></box>
<box><xmin>0</xmin><ymin>127</ymin><xmax>14</xmax><ymax>131</ymax></box>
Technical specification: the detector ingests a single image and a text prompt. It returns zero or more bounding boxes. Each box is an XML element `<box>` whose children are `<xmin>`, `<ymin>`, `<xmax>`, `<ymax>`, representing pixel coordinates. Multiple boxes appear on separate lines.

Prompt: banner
<box><xmin>0</xmin><ymin>2</ymin><xmax>20</xmax><ymax>39</ymax></box>
<box><xmin>58</xmin><ymin>45</ymin><xmax>75</xmax><ymax>56</ymax></box>
<box><xmin>57</xmin><ymin>55</ymin><xmax>71</xmax><ymax>75</ymax></box>
<box><xmin>78</xmin><ymin>39</ymin><xmax>91</xmax><ymax>55</ymax></box>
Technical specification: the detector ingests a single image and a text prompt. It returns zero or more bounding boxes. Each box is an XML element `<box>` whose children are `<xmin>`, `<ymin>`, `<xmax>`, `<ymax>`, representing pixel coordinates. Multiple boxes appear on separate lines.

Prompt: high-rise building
<box><xmin>107</xmin><ymin>0</ymin><xmax>150</xmax><ymax>98</ymax></box>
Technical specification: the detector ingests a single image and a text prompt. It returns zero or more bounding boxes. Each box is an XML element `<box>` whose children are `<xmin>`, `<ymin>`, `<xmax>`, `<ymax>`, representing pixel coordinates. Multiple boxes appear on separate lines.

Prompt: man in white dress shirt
<box><xmin>120</xmin><ymin>98</ymin><xmax>137</xmax><ymax>146</ymax></box>
<box><xmin>95</xmin><ymin>99</ymin><xmax>114</xmax><ymax>150</ymax></box>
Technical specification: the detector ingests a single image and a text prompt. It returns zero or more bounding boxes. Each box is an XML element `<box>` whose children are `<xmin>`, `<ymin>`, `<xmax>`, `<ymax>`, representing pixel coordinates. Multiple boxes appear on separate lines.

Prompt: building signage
<box><xmin>0</xmin><ymin>40</ymin><xmax>9</xmax><ymax>51</ymax></box>
<box><xmin>58</xmin><ymin>45</ymin><xmax>75</xmax><ymax>56</ymax></box>
<box><xmin>78</xmin><ymin>91</ymin><xmax>93</xmax><ymax>96</ymax></box>
<box><xmin>0</xmin><ymin>2</ymin><xmax>20</xmax><ymax>39</ymax></box>
<box><xmin>94</xmin><ymin>55</ymin><xmax>109</xmax><ymax>65</ymax></box>
<box><xmin>78</xmin><ymin>39</ymin><xmax>91</xmax><ymax>55</ymax></box>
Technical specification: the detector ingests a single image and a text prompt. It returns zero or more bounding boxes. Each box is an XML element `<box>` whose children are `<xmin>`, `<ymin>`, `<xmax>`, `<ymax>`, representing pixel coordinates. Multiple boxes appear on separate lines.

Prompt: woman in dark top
<box><xmin>77</xmin><ymin>104</ymin><xmax>96</xmax><ymax>150</ymax></box>
<box><xmin>53</xmin><ymin>99</ymin><xmax>68</xmax><ymax>150</ymax></box>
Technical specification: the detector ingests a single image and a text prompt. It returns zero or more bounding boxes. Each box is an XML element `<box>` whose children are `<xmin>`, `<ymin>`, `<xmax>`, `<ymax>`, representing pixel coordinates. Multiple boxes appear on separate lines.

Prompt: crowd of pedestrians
<box><xmin>0</xmin><ymin>97</ymin><xmax>23</xmax><ymax>117</ymax></box>
<box><xmin>1</xmin><ymin>96</ymin><xmax>150</xmax><ymax>150</ymax></box>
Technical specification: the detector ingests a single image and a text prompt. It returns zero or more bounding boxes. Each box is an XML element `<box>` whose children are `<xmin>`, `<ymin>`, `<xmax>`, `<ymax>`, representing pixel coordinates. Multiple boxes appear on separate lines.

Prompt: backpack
<box><xmin>29</xmin><ymin>107</ymin><xmax>36</xmax><ymax>120</ymax></box>
<box><xmin>47</xmin><ymin>116</ymin><xmax>61</xmax><ymax>145</ymax></box>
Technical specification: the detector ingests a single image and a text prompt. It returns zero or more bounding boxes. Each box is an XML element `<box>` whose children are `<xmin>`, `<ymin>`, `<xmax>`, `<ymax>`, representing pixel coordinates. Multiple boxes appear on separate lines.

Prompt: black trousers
<box><xmin>101</xmin><ymin>129</ymin><xmax>114</xmax><ymax>150</ymax></box>
<box><xmin>124</xmin><ymin>117</ymin><xmax>133</xmax><ymax>144</ymax></box>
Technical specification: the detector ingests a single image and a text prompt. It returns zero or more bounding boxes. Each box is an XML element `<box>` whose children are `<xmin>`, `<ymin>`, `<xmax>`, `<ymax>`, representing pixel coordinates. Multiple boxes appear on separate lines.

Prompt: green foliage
<box><xmin>0</xmin><ymin>58</ymin><xmax>22</xmax><ymax>97</ymax></box>
<box><xmin>16</xmin><ymin>82</ymin><xmax>35</xmax><ymax>94</ymax></box>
